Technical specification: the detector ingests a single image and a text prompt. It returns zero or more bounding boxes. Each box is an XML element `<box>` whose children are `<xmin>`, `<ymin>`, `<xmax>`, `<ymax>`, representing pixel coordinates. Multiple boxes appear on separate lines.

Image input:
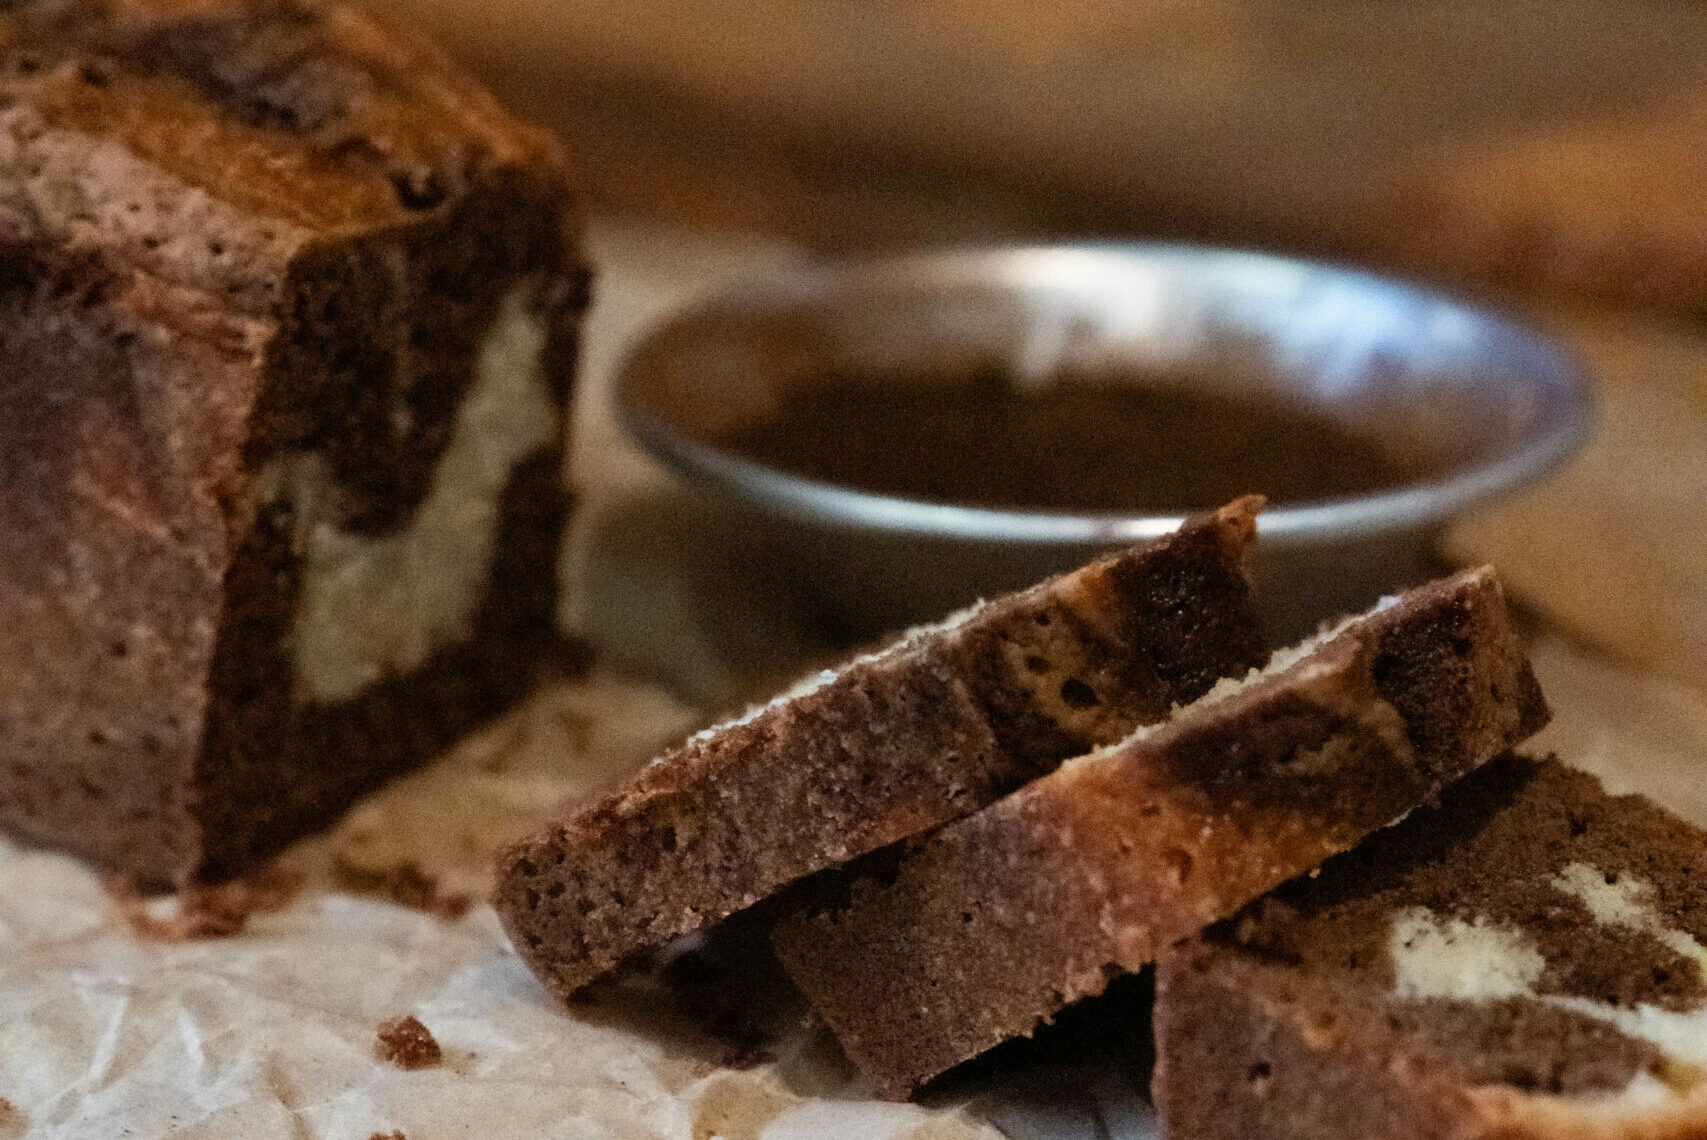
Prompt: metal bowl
<box><xmin>615</xmin><ymin>244</ymin><xmax>1593</xmax><ymax>642</ymax></box>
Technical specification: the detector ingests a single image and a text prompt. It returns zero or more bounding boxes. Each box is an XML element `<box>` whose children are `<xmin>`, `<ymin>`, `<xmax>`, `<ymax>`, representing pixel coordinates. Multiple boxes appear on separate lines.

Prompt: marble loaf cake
<box><xmin>0</xmin><ymin>0</ymin><xmax>586</xmax><ymax>883</ymax></box>
<box><xmin>1156</xmin><ymin>754</ymin><xmax>1707</xmax><ymax>1140</ymax></box>
<box><xmin>496</xmin><ymin>501</ymin><xmax>1268</xmax><ymax>999</ymax></box>
<box><xmin>773</xmin><ymin>567</ymin><xmax>1550</xmax><ymax>1098</ymax></box>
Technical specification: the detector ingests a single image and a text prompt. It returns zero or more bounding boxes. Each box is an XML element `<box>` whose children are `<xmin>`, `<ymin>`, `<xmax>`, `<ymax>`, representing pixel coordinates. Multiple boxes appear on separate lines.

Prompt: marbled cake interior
<box><xmin>263</xmin><ymin>283</ymin><xmax>560</xmax><ymax>704</ymax></box>
<box><xmin>1157</xmin><ymin>754</ymin><xmax>1707</xmax><ymax>1140</ymax></box>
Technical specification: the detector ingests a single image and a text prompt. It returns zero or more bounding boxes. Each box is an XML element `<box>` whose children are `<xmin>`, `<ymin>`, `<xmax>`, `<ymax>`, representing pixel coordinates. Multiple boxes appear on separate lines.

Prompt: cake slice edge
<box><xmin>494</xmin><ymin>499</ymin><xmax>1267</xmax><ymax>1000</ymax></box>
<box><xmin>772</xmin><ymin>565</ymin><xmax>1549</xmax><ymax>1098</ymax></box>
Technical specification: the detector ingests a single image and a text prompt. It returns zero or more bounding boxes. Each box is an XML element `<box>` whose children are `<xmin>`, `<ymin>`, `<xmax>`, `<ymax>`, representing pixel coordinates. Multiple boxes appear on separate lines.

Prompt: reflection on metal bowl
<box><xmin>615</xmin><ymin>244</ymin><xmax>1593</xmax><ymax>642</ymax></box>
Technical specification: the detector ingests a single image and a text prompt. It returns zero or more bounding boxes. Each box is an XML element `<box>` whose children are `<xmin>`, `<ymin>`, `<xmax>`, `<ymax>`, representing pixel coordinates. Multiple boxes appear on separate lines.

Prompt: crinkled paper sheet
<box><xmin>0</xmin><ymin>672</ymin><xmax>1155</xmax><ymax>1140</ymax></box>
<box><xmin>0</xmin><ymin>221</ymin><xmax>1166</xmax><ymax>1140</ymax></box>
<box><xmin>5</xmin><ymin>639</ymin><xmax>1698</xmax><ymax>1140</ymax></box>
<box><xmin>8</xmin><ymin>221</ymin><xmax>1704</xmax><ymax>1140</ymax></box>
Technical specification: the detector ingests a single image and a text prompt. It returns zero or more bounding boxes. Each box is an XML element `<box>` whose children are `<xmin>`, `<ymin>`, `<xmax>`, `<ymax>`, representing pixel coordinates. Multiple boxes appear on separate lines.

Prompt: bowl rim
<box><xmin>614</xmin><ymin>241</ymin><xmax>1595</xmax><ymax>547</ymax></box>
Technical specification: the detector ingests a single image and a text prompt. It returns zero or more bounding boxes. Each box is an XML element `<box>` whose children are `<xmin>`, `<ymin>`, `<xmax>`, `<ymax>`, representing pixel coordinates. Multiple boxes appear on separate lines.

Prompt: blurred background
<box><xmin>373</xmin><ymin>0</ymin><xmax>1707</xmax><ymax>716</ymax></box>
<box><xmin>380</xmin><ymin>0</ymin><xmax>1707</xmax><ymax>313</ymax></box>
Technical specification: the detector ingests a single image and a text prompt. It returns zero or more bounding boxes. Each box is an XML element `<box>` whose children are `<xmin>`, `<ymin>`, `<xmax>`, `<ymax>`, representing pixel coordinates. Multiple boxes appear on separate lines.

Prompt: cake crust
<box><xmin>0</xmin><ymin>0</ymin><xmax>586</xmax><ymax>883</ymax></box>
<box><xmin>772</xmin><ymin>567</ymin><xmax>1550</xmax><ymax>1099</ymax></box>
<box><xmin>494</xmin><ymin>502</ymin><xmax>1267</xmax><ymax>1000</ymax></box>
<box><xmin>1155</xmin><ymin>755</ymin><xmax>1707</xmax><ymax>1140</ymax></box>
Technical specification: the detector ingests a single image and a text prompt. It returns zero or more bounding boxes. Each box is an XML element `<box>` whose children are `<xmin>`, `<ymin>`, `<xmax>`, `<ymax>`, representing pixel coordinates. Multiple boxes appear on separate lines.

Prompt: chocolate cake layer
<box><xmin>0</xmin><ymin>0</ymin><xmax>586</xmax><ymax>883</ymax></box>
<box><xmin>1155</xmin><ymin>754</ymin><xmax>1707</xmax><ymax>1140</ymax></box>
<box><xmin>773</xmin><ymin>567</ymin><xmax>1549</xmax><ymax>1099</ymax></box>
<box><xmin>495</xmin><ymin>501</ymin><xmax>1267</xmax><ymax>1000</ymax></box>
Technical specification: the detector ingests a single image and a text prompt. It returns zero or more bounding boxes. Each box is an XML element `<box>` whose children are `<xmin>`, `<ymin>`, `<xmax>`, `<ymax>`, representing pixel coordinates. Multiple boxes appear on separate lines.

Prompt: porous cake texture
<box><xmin>773</xmin><ymin>567</ymin><xmax>1548</xmax><ymax>1098</ymax></box>
<box><xmin>1156</xmin><ymin>754</ymin><xmax>1707</xmax><ymax>1140</ymax></box>
<box><xmin>496</xmin><ymin>501</ymin><xmax>1267</xmax><ymax>999</ymax></box>
<box><xmin>0</xmin><ymin>0</ymin><xmax>586</xmax><ymax>883</ymax></box>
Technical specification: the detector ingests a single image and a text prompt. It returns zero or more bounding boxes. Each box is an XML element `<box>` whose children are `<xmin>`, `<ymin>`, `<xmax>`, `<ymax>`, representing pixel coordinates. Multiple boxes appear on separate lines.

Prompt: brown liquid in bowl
<box><xmin>721</xmin><ymin>370</ymin><xmax>1427</xmax><ymax>512</ymax></box>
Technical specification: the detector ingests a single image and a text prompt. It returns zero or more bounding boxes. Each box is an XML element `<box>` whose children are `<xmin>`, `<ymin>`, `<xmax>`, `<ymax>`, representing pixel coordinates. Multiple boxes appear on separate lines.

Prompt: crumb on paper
<box><xmin>0</xmin><ymin>1096</ymin><xmax>23</xmax><ymax>1140</ymax></box>
<box><xmin>368</xmin><ymin>1132</ymin><xmax>405</xmax><ymax>1140</ymax></box>
<box><xmin>332</xmin><ymin>856</ymin><xmax>474</xmax><ymax>920</ymax></box>
<box><xmin>375</xmin><ymin>1016</ymin><xmax>442</xmax><ymax>1070</ymax></box>
<box><xmin>690</xmin><ymin>1072</ymin><xmax>797</xmax><ymax>1140</ymax></box>
<box><xmin>102</xmin><ymin>866</ymin><xmax>302</xmax><ymax>942</ymax></box>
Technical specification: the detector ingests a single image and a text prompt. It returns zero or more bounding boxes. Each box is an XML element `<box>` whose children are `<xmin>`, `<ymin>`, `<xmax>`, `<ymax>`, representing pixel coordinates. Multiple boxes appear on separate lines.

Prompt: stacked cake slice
<box><xmin>495</xmin><ymin>500</ymin><xmax>1707</xmax><ymax>1138</ymax></box>
<box><xmin>771</xmin><ymin>565</ymin><xmax>1548</xmax><ymax>1096</ymax></box>
<box><xmin>496</xmin><ymin>499</ymin><xmax>1267</xmax><ymax>997</ymax></box>
<box><xmin>1155</xmin><ymin>754</ymin><xmax>1707</xmax><ymax>1140</ymax></box>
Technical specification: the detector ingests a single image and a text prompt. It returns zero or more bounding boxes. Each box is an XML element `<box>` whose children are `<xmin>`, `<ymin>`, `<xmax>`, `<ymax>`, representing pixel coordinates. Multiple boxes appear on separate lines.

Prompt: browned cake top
<box><xmin>0</xmin><ymin>0</ymin><xmax>572</xmax><ymax>310</ymax></box>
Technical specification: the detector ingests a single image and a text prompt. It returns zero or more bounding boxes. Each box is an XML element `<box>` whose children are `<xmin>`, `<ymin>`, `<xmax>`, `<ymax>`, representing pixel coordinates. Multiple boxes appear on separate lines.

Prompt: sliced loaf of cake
<box><xmin>0</xmin><ymin>0</ymin><xmax>585</xmax><ymax>884</ymax></box>
<box><xmin>495</xmin><ymin>501</ymin><xmax>1266</xmax><ymax>999</ymax></box>
<box><xmin>772</xmin><ymin>567</ymin><xmax>1549</xmax><ymax>1099</ymax></box>
<box><xmin>1155</xmin><ymin>753</ymin><xmax>1707</xmax><ymax>1140</ymax></box>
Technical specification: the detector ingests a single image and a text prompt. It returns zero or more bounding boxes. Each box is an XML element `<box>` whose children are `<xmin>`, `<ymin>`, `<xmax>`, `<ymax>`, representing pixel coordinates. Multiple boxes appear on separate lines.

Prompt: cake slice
<box><xmin>772</xmin><ymin>567</ymin><xmax>1549</xmax><ymax>1099</ymax></box>
<box><xmin>494</xmin><ymin>501</ymin><xmax>1266</xmax><ymax>999</ymax></box>
<box><xmin>1155</xmin><ymin>754</ymin><xmax>1707</xmax><ymax>1140</ymax></box>
<box><xmin>0</xmin><ymin>0</ymin><xmax>585</xmax><ymax>883</ymax></box>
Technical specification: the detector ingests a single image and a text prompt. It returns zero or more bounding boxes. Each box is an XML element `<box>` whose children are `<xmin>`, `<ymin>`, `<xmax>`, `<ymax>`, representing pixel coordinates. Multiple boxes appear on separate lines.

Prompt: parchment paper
<box><xmin>3</xmin><ymin>221</ymin><xmax>1702</xmax><ymax>1140</ymax></box>
<box><xmin>0</xmin><ymin>222</ymin><xmax>1157</xmax><ymax>1140</ymax></box>
<box><xmin>0</xmin><ymin>660</ymin><xmax>1160</xmax><ymax>1139</ymax></box>
<box><xmin>4</xmin><ymin>636</ymin><xmax>1699</xmax><ymax>1140</ymax></box>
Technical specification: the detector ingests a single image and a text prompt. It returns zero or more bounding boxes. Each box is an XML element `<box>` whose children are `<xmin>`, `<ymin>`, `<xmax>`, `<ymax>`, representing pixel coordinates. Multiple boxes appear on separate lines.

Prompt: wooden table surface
<box><xmin>382</xmin><ymin>0</ymin><xmax>1707</xmax><ymax>314</ymax></box>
